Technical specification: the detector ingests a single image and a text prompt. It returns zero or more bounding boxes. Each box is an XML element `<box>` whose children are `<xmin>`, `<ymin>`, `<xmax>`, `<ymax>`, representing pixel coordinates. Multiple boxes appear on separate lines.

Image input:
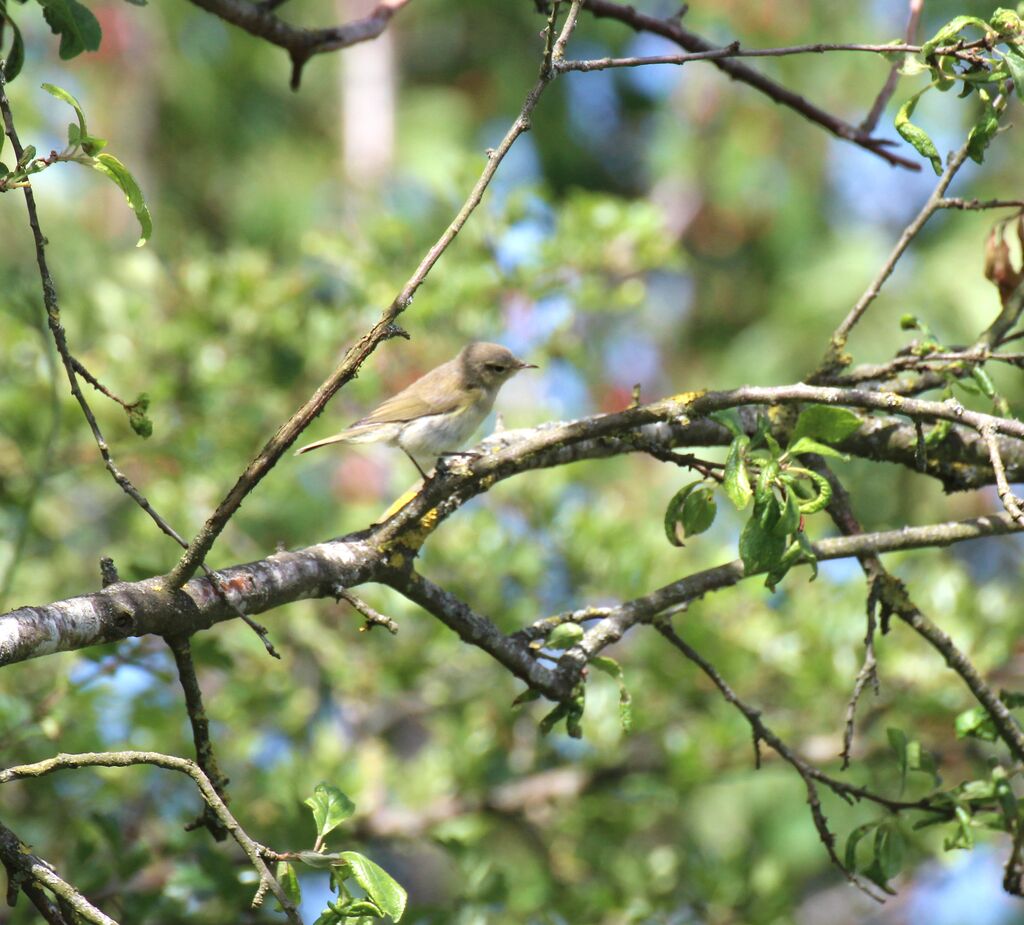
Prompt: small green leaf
<box><xmin>2</xmin><ymin>14</ymin><xmax>24</xmax><ymax>81</ymax></box>
<box><xmin>589</xmin><ymin>655</ymin><xmax>623</xmax><ymax>681</ymax></box>
<box><xmin>921</xmin><ymin>15</ymin><xmax>990</xmax><ymax>58</ymax></box>
<box><xmin>710</xmin><ymin>408</ymin><xmax>744</xmax><ymax>438</ymax></box>
<box><xmin>681</xmin><ymin>482</ymin><xmax>716</xmax><ymax>540</ymax></box>
<box><xmin>339</xmin><ymin>852</ymin><xmax>407</xmax><ymax>922</ymax></box>
<box><xmin>895</xmin><ymin>89</ymin><xmax>943</xmax><ymax>175</ymax></box>
<box><xmin>16</xmin><ymin>143</ymin><xmax>35</xmax><ymax>168</ymax></box>
<box><xmin>739</xmin><ymin>513</ymin><xmax>787</xmax><ymax>577</ymax></box>
<box><xmin>971</xmin><ymin>366</ymin><xmax>996</xmax><ymax>397</ymax></box>
<box><xmin>723</xmin><ymin>436</ymin><xmax>752</xmax><ymax>510</ymax></box>
<box><xmin>38</xmin><ymin>0</ymin><xmax>101</xmax><ymax>59</ymax></box>
<box><xmin>955</xmin><ymin>706</ymin><xmax>998</xmax><ymax>741</ymax></box>
<box><xmin>304</xmin><ymin>783</ymin><xmax>356</xmax><ymax>840</ymax></box>
<box><xmin>539</xmin><ymin>702</ymin><xmax>568</xmax><ymax>735</ymax></box>
<box><xmin>546</xmin><ymin>621</ymin><xmax>583</xmax><ymax>650</ymax></box>
<box><xmin>771</xmin><ymin>490</ymin><xmax>801</xmax><ymax>537</ymax></box>
<box><xmin>845</xmin><ymin>820</ymin><xmax>879</xmax><ymax>870</ymax></box>
<box><xmin>511</xmin><ymin>688</ymin><xmax>541</xmax><ymax>707</ymax></box>
<box><xmin>276</xmin><ymin>861</ymin><xmax>302</xmax><ymax>907</ymax></box>
<box><xmin>1003</xmin><ymin>48</ymin><xmax>1024</xmax><ymax>100</ymax></box>
<box><xmin>991</xmin><ymin>8</ymin><xmax>1023</xmax><ymax>34</ymax></box>
<box><xmin>788</xmin><ymin>468</ymin><xmax>833</xmax><ymax>514</ymax></box>
<box><xmin>41</xmin><ymin>81</ymin><xmax>88</xmax><ymax>138</ymax></box>
<box><xmin>91</xmin><ymin>153</ymin><xmax>152</xmax><ymax>246</ymax></box>
<box><xmin>875</xmin><ymin>823</ymin><xmax>905</xmax><ymax>881</ymax></box>
<box><xmin>791</xmin><ymin>405</ymin><xmax>862</xmax><ymax>444</ymax></box>
<box><xmin>966</xmin><ymin>93</ymin><xmax>1000</xmax><ymax>164</ymax></box>
<box><xmin>294</xmin><ymin>850</ymin><xmax>344</xmax><ymax>870</ymax></box>
<box><xmin>80</xmin><ymin>134</ymin><xmax>106</xmax><ymax>155</ymax></box>
<box><xmin>786</xmin><ymin>436</ymin><xmax>850</xmax><ymax>460</ymax></box>
<box><xmin>591</xmin><ymin>657</ymin><xmax>632</xmax><ymax>732</ymax></box>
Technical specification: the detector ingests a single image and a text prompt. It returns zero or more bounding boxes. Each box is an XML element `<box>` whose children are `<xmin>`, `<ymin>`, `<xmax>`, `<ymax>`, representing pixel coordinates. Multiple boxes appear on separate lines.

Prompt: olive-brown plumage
<box><xmin>296</xmin><ymin>342</ymin><xmax>536</xmax><ymax>475</ymax></box>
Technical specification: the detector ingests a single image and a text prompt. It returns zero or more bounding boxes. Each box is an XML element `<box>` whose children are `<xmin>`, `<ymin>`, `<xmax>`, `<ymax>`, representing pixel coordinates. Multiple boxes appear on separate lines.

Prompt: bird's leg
<box><xmin>402</xmin><ymin>449</ymin><xmax>430</xmax><ymax>480</ymax></box>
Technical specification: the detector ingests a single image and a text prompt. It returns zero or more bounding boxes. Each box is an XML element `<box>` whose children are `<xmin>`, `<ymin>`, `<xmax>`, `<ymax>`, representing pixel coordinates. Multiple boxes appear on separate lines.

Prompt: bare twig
<box><xmin>860</xmin><ymin>0</ymin><xmax>923</xmax><ymax>134</ymax></box>
<box><xmin>0</xmin><ymin>751</ymin><xmax>302</xmax><ymax>924</ymax></box>
<box><xmin>165</xmin><ymin>635</ymin><xmax>232</xmax><ymax>840</ymax></box>
<box><xmin>979</xmin><ymin>423</ymin><xmax>1024</xmax><ymax>527</ymax></box>
<box><xmin>821</xmin><ymin>143</ymin><xmax>975</xmax><ymax>362</ymax></box>
<box><xmin>336</xmin><ymin>588</ymin><xmax>399</xmax><ymax>634</ymax></box>
<box><xmin>938</xmin><ymin>197</ymin><xmax>1024</xmax><ymax>212</ymax></box>
<box><xmin>654</xmin><ymin>620</ymin><xmax>888</xmax><ymax>902</ymax></box>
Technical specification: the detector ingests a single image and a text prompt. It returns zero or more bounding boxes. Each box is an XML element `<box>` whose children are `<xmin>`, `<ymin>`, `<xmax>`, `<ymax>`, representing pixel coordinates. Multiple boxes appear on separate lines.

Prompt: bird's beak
<box><xmin>517</xmin><ymin>361</ymin><xmax>539</xmax><ymax>369</ymax></box>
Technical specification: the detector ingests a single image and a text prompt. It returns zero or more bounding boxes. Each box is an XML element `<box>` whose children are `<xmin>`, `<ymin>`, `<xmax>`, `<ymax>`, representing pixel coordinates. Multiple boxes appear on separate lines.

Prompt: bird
<box><xmin>295</xmin><ymin>342</ymin><xmax>537</xmax><ymax>477</ymax></box>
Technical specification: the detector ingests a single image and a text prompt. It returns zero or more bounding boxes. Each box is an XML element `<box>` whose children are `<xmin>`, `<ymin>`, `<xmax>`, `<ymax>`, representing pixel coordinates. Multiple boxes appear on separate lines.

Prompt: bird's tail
<box><xmin>294</xmin><ymin>424</ymin><xmax>385</xmax><ymax>455</ymax></box>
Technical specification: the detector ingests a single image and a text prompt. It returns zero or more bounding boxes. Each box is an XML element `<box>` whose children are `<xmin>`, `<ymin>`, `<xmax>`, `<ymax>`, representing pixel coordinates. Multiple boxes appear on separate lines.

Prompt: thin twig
<box><xmin>581</xmin><ymin>0</ymin><xmax>920</xmax><ymax>170</ymax></box>
<box><xmin>860</xmin><ymin>0</ymin><xmax>923</xmax><ymax>134</ymax></box>
<box><xmin>654</xmin><ymin>620</ymin><xmax>888</xmax><ymax>902</ymax></box>
<box><xmin>938</xmin><ymin>197</ymin><xmax>1024</xmax><ymax>211</ymax></box>
<box><xmin>0</xmin><ymin>751</ymin><xmax>303</xmax><ymax>924</ymax></box>
<box><xmin>165</xmin><ymin>635</ymin><xmax>232</xmax><ymax>840</ymax></box>
<box><xmin>336</xmin><ymin>588</ymin><xmax>399</xmax><ymax>634</ymax></box>
<box><xmin>979</xmin><ymin>423</ymin><xmax>1024</xmax><ymax>527</ymax></box>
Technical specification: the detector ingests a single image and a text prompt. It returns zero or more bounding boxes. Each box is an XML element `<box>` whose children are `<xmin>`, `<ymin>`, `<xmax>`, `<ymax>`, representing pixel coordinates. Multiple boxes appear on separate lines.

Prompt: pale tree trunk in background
<box><xmin>337</xmin><ymin>0</ymin><xmax>396</xmax><ymax>185</ymax></box>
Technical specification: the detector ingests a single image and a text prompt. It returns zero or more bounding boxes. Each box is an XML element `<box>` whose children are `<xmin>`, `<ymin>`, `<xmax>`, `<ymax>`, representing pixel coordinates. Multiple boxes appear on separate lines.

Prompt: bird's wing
<box><xmin>354</xmin><ymin>361</ymin><xmax>472</xmax><ymax>425</ymax></box>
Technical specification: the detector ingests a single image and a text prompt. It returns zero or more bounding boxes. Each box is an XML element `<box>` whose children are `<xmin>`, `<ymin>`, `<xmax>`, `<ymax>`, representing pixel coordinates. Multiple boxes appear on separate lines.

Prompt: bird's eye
<box><xmin>486</xmin><ymin>363</ymin><xmax>507</xmax><ymax>373</ymax></box>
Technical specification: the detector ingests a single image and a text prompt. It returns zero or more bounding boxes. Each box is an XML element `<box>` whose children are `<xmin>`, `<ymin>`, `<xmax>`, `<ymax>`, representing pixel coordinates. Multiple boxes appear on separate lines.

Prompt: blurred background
<box><xmin>2</xmin><ymin>0</ymin><xmax>1024</xmax><ymax>922</ymax></box>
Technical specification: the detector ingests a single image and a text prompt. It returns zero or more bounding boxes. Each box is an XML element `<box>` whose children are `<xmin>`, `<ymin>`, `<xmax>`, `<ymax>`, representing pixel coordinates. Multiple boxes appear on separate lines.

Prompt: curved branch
<box><xmin>185</xmin><ymin>0</ymin><xmax>412</xmax><ymax>88</ymax></box>
<box><xmin>0</xmin><ymin>751</ymin><xmax>301</xmax><ymax>924</ymax></box>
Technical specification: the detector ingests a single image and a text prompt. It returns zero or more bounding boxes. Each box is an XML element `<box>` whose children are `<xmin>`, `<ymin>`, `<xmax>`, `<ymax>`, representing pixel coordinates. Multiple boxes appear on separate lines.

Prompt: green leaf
<box><xmin>1004</xmin><ymin>48</ymin><xmax>1024</xmax><ymax>100</ymax></box>
<box><xmin>955</xmin><ymin>706</ymin><xmax>998</xmax><ymax>741</ymax></box>
<box><xmin>276</xmin><ymin>861</ymin><xmax>302</xmax><ymax>907</ymax></box>
<box><xmin>539</xmin><ymin>702</ymin><xmax>568</xmax><ymax>735</ymax></box>
<box><xmin>991</xmin><ymin>8</ymin><xmax>1024</xmax><ymax>35</ymax></box>
<box><xmin>966</xmin><ymin>93</ymin><xmax>1000</xmax><ymax>164</ymax></box>
<box><xmin>589</xmin><ymin>655</ymin><xmax>623</xmax><ymax>680</ymax></box>
<box><xmin>895</xmin><ymin>89</ymin><xmax>943</xmax><ymax>175</ymax></box>
<box><xmin>127</xmin><ymin>393</ymin><xmax>152</xmax><ymax>438</ymax></box>
<box><xmin>664</xmin><ymin>480</ymin><xmax>716</xmax><ymax>546</ymax></box>
<box><xmin>339</xmin><ymin>852</ymin><xmax>407</xmax><ymax>921</ymax></box>
<box><xmin>785</xmin><ymin>436</ymin><xmax>849</xmax><ymax>460</ymax></box>
<box><xmin>81</xmin><ymin>134</ymin><xmax>106</xmax><ymax>156</ymax></box>
<box><xmin>38</xmin><ymin>0</ymin><xmax>101</xmax><ymax>59</ymax></box>
<box><xmin>970</xmin><ymin>366</ymin><xmax>996</xmax><ymax>397</ymax></box>
<box><xmin>722</xmin><ymin>436</ymin><xmax>752</xmax><ymax>510</ymax></box>
<box><xmin>304</xmin><ymin>783</ymin><xmax>356</xmax><ymax>839</ymax></box>
<box><xmin>41</xmin><ymin>81</ymin><xmax>87</xmax><ymax>138</ymax></box>
<box><xmin>921</xmin><ymin>15</ymin><xmax>990</xmax><ymax>58</ymax></box>
<box><xmin>875</xmin><ymin>823</ymin><xmax>905</xmax><ymax>881</ymax></box>
<box><xmin>791</xmin><ymin>405</ymin><xmax>862</xmax><ymax>444</ymax></box>
<box><xmin>294</xmin><ymin>850</ymin><xmax>345</xmax><ymax>870</ymax></box>
<box><xmin>591</xmin><ymin>657</ymin><xmax>632</xmax><ymax>732</ymax></box>
<box><xmin>709</xmin><ymin>408</ymin><xmax>744</xmax><ymax>438</ymax></box>
<box><xmin>845</xmin><ymin>820</ymin><xmax>879</xmax><ymax>870</ymax></box>
<box><xmin>787</xmin><ymin>468</ymin><xmax>833</xmax><ymax>514</ymax></box>
<box><xmin>91</xmin><ymin>153</ymin><xmax>152</xmax><ymax>246</ymax></box>
<box><xmin>739</xmin><ymin>513</ymin><xmax>787</xmax><ymax>577</ymax></box>
<box><xmin>546</xmin><ymin>621</ymin><xmax>583</xmax><ymax>650</ymax></box>
<box><xmin>772</xmin><ymin>490</ymin><xmax>801</xmax><ymax>537</ymax></box>
<box><xmin>2</xmin><ymin>13</ymin><xmax>24</xmax><ymax>81</ymax></box>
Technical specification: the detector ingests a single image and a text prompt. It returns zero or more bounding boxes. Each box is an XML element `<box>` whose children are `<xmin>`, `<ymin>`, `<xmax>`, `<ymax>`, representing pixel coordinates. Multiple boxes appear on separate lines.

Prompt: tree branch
<box><xmin>581</xmin><ymin>0</ymin><xmax>920</xmax><ymax>170</ymax></box>
<box><xmin>185</xmin><ymin>0</ymin><xmax>413</xmax><ymax>89</ymax></box>
<box><xmin>0</xmin><ymin>751</ymin><xmax>302</xmax><ymax>924</ymax></box>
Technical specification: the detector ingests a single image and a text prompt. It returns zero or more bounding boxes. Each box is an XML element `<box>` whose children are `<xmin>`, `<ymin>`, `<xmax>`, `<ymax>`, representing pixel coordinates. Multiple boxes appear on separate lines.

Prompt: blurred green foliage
<box><xmin>3</xmin><ymin>1</ymin><xmax>1024</xmax><ymax>923</ymax></box>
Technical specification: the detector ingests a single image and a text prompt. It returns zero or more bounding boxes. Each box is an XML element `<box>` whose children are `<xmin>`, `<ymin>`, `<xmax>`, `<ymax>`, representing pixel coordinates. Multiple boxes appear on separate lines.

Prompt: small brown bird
<box><xmin>296</xmin><ymin>342</ymin><xmax>537</xmax><ymax>477</ymax></box>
